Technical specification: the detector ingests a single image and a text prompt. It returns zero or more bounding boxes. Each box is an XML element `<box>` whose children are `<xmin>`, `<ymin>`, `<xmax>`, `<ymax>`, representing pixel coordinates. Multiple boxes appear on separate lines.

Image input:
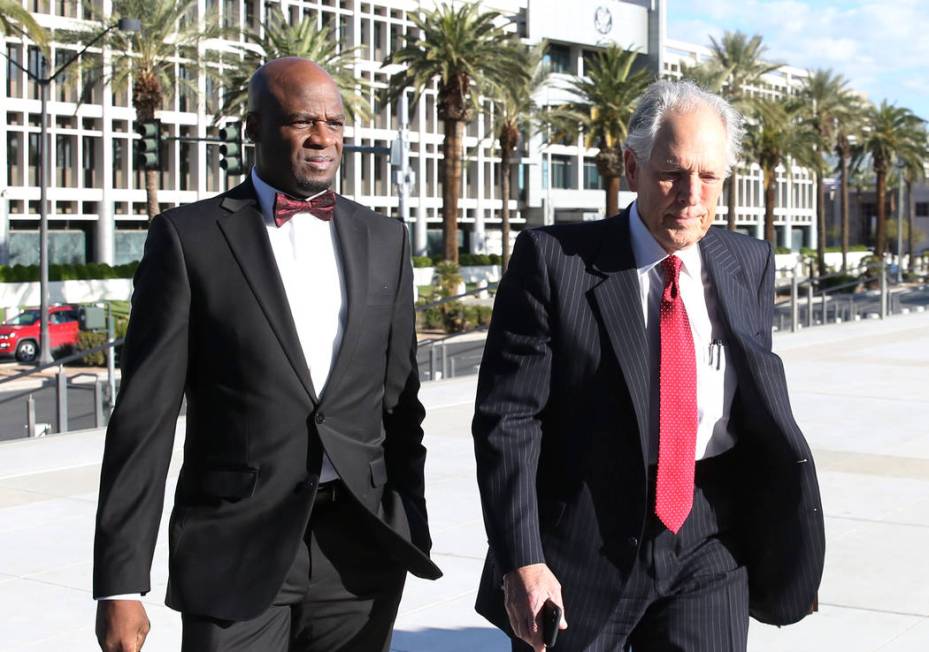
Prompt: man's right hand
<box><xmin>95</xmin><ymin>600</ymin><xmax>150</xmax><ymax>652</ymax></box>
<box><xmin>503</xmin><ymin>563</ymin><xmax>568</xmax><ymax>651</ymax></box>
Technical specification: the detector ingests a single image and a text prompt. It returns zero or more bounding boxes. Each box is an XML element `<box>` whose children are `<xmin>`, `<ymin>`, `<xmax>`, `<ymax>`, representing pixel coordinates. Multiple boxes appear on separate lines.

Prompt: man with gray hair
<box><xmin>473</xmin><ymin>79</ymin><xmax>824</xmax><ymax>651</ymax></box>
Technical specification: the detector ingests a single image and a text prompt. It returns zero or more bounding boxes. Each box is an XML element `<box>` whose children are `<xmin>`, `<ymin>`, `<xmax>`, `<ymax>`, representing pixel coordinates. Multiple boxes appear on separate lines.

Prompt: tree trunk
<box><xmin>764</xmin><ymin>168</ymin><xmax>777</xmax><ymax>245</ymax></box>
<box><xmin>605</xmin><ymin>175</ymin><xmax>620</xmax><ymax>217</ymax></box>
<box><xmin>875</xmin><ymin>171</ymin><xmax>887</xmax><ymax>256</ymax></box>
<box><xmin>442</xmin><ymin>118</ymin><xmax>463</xmax><ymax>263</ymax></box>
<box><xmin>727</xmin><ymin>171</ymin><xmax>737</xmax><ymax>230</ymax></box>
<box><xmin>500</xmin><ymin>151</ymin><xmax>512</xmax><ymax>272</ymax></box>
<box><xmin>816</xmin><ymin>169</ymin><xmax>826</xmax><ymax>276</ymax></box>
<box><xmin>840</xmin><ymin>151</ymin><xmax>850</xmax><ymax>273</ymax></box>
<box><xmin>145</xmin><ymin>169</ymin><xmax>160</xmax><ymax>220</ymax></box>
<box><xmin>907</xmin><ymin>180</ymin><xmax>915</xmax><ymax>274</ymax></box>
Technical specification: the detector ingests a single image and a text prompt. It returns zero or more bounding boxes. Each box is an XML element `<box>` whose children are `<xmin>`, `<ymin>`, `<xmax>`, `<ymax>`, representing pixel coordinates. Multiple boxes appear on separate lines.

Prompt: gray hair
<box><xmin>624</xmin><ymin>79</ymin><xmax>744</xmax><ymax>173</ymax></box>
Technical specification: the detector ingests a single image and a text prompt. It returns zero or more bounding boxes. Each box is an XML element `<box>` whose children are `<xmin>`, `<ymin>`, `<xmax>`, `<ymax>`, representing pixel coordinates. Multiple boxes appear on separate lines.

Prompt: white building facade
<box><xmin>1</xmin><ymin>0</ymin><xmax>817</xmax><ymax>265</ymax></box>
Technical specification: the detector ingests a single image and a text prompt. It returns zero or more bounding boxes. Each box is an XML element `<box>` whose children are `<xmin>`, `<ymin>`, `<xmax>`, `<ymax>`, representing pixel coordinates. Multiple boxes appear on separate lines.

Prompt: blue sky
<box><xmin>666</xmin><ymin>0</ymin><xmax>929</xmax><ymax>119</ymax></box>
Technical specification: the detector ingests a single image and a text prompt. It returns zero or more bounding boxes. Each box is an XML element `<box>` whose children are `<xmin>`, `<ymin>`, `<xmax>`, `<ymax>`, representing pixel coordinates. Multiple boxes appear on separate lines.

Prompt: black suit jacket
<box><xmin>93</xmin><ymin>179</ymin><xmax>441</xmax><ymax>622</ymax></box>
<box><xmin>473</xmin><ymin>210</ymin><xmax>825</xmax><ymax>642</ymax></box>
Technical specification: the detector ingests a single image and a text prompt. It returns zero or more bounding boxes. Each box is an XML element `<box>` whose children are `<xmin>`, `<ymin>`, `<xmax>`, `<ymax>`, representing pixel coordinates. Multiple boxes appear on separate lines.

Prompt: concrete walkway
<box><xmin>1</xmin><ymin>312</ymin><xmax>928</xmax><ymax>651</ymax></box>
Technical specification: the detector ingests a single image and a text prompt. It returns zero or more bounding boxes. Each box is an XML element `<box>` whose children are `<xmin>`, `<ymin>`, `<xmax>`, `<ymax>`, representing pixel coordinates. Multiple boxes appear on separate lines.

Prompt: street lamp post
<box><xmin>895</xmin><ymin>157</ymin><xmax>905</xmax><ymax>284</ymax></box>
<box><xmin>4</xmin><ymin>18</ymin><xmax>140</xmax><ymax>364</ymax></box>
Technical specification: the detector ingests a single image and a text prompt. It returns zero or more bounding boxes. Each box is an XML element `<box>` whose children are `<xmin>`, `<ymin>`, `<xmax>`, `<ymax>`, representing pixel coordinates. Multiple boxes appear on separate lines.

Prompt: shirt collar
<box><xmin>250</xmin><ymin>168</ymin><xmax>330</xmax><ymax>226</ymax></box>
<box><xmin>628</xmin><ymin>201</ymin><xmax>702</xmax><ymax>280</ymax></box>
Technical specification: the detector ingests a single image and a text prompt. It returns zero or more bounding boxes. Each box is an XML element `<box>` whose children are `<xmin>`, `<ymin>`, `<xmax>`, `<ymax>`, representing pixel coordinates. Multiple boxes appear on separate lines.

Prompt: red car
<box><xmin>0</xmin><ymin>305</ymin><xmax>82</xmax><ymax>363</ymax></box>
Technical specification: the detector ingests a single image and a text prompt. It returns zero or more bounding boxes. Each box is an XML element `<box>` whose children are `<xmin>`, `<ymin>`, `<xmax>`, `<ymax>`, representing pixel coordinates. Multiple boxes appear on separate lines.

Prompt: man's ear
<box><xmin>244</xmin><ymin>113</ymin><xmax>259</xmax><ymax>143</ymax></box>
<box><xmin>624</xmin><ymin>148</ymin><xmax>639</xmax><ymax>192</ymax></box>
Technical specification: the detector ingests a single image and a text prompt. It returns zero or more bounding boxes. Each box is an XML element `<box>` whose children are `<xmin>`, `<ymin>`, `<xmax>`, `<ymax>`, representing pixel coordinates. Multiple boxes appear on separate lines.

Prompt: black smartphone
<box><xmin>542</xmin><ymin>599</ymin><xmax>562</xmax><ymax>648</ymax></box>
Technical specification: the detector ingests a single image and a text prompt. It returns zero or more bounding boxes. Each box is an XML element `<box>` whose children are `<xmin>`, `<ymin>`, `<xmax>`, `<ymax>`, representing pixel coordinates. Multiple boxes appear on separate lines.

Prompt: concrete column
<box><xmin>96</xmin><ymin>0</ymin><xmax>115</xmax><ymax>264</ymax></box>
<box><xmin>0</xmin><ymin>52</ymin><xmax>9</xmax><ymax>264</ymax></box>
<box><xmin>413</xmin><ymin>90</ymin><xmax>427</xmax><ymax>255</ymax></box>
<box><xmin>808</xmin><ymin>176</ymin><xmax>818</xmax><ymax>250</ymax></box>
<box><xmin>782</xmin><ymin>165</ymin><xmax>793</xmax><ymax>250</ymax></box>
<box><xmin>472</xmin><ymin>111</ymin><xmax>485</xmax><ymax>254</ymax></box>
<box><xmin>196</xmin><ymin>0</ymin><xmax>209</xmax><ymax>199</ymax></box>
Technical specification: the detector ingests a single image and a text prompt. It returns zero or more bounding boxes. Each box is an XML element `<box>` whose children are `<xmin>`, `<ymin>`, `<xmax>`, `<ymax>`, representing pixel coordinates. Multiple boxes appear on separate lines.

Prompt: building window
<box><xmin>916</xmin><ymin>202</ymin><xmax>929</xmax><ymax>217</ymax></box>
<box><xmin>82</xmin><ymin>136</ymin><xmax>97</xmax><ymax>188</ymax></box>
<box><xmin>7</xmin><ymin>132</ymin><xmax>22</xmax><ymax>185</ymax></box>
<box><xmin>545</xmin><ymin>44</ymin><xmax>572</xmax><ymax>75</ymax></box>
<box><xmin>583</xmin><ymin>158</ymin><xmax>603</xmax><ymax>190</ymax></box>
<box><xmin>551</xmin><ymin>155</ymin><xmax>573</xmax><ymax>189</ymax></box>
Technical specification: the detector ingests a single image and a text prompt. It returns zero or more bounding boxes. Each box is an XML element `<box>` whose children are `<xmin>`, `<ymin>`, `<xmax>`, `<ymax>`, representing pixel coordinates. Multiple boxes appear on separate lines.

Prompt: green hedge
<box><xmin>417</xmin><ymin>300</ymin><xmax>493</xmax><ymax>333</ymax></box>
<box><xmin>0</xmin><ymin>262</ymin><xmax>139</xmax><ymax>283</ymax></box>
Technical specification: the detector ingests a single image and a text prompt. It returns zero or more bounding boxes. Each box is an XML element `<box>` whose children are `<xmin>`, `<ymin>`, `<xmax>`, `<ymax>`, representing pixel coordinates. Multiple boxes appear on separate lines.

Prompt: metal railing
<box><xmin>0</xmin><ymin>335</ymin><xmax>124</xmax><ymax>438</ymax></box>
<box><xmin>775</xmin><ymin>259</ymin><xmax>927</xmax><ymax>333</ymax></box>
<box><xmin>415</xmin><ymin>281</ymin><xmax>497</xmax><ymax>382</ymax></box>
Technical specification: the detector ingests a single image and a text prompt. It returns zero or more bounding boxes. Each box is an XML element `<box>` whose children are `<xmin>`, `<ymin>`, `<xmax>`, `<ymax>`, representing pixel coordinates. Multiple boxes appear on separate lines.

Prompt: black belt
<box><xmin>313</xmin><ymin>480</ymin><xmax>345</xmax><ymax>506</ymax></box>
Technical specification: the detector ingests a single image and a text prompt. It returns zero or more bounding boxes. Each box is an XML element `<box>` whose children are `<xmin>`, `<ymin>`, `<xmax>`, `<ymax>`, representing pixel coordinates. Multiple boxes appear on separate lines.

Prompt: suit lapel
<box><xmin>699</xmin><ymin>227</ymin><xmax>753</xmax><ymax>341</ymax></box>
<box><xmin>588</xmin><ymin>212</ymin><xmax>651</xmax><ymax>463</ymax></box>
<box><xmin>321</xmin><ymin>197</ymin><xmax>369</xmax><ymax>398</ymax></box>
<box><xmin>216</xmin><ymin>179</ymin><xmax>318</xmax><ymax>403</ymax></box>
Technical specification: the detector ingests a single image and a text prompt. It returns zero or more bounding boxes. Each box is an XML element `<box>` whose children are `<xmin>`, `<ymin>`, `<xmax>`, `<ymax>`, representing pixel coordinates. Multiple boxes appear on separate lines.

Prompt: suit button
<box><xmin>315</xmin><ymin>412</ymin><xmax>326</xmax><ymax>425</ymax></box>
<box><xmin>626</xmin><ymin>536</ymin><xmax>638</xmax><ymax>548</ymax></box>
<box><xmin>295</xmin><ymin>478</ymin><xmax>317</xmax><ymax>493</ymax></box>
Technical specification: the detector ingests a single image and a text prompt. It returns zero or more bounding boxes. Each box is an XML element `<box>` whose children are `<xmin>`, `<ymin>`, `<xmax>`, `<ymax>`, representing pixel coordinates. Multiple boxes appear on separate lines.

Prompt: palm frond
<box><xmin>0</xmin><ymin>0</ymin><xmax>49</xmax><ymax>51</ymax></box>
<box><xmin>380</xmin><ymin>2</ymin><xmax>527</xmax><ymax>121</ymax></box>
<box><xmin>215</xmin><ymin>6</ymin><xmax>370</xmax><ymax>123</ymax></box>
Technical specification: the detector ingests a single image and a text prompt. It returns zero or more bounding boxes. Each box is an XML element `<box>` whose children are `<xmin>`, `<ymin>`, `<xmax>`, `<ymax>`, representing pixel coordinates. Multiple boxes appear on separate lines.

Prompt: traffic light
<box><xmin>135</xmin><ymin>119</ymin><xmax>162</xmax><ymax>170</ymax></box>
<box><xmin>219</xmin><ymin>122</ymin><xmax>244</xmax><ymax>175</ymax></box>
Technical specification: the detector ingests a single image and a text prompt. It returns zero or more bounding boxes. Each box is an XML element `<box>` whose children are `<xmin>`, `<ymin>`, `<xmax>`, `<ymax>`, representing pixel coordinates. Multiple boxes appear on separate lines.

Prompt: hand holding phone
<box><xmin>542</xmin><ymin>599</ymin><xmax>562</xmax><ymax>648</ymax></box>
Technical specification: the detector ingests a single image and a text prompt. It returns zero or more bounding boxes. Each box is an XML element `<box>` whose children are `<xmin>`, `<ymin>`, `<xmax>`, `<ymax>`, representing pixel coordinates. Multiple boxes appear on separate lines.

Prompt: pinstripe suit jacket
<box><xmin>472</xmin><ymin>210</ymin><xmax>825</xmax><ymax>642</ymax></box>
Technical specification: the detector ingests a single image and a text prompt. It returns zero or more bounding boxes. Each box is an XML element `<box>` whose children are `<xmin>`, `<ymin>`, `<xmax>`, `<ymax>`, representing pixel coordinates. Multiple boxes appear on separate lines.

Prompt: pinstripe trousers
<box><xmin>513</xmin><ymin>449</ymin><xmax>749</xmax><ymax>652</ymax></box>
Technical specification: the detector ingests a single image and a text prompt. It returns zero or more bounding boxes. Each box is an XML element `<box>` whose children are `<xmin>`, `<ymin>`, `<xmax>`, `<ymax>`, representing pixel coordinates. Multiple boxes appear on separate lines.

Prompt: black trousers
<box><xmin>181</xmin><ymin>484</ymin><xmax>407</xmax><ymax>652</ymax></box>
<box><xmin>514</xmin><ymin>448</ymin><xmax>749</xmax><ymax>652</ymax></box>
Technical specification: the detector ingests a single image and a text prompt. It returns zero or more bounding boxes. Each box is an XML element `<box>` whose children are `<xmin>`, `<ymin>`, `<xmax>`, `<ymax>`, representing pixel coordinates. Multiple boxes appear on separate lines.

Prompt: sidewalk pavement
<box><xmin>1</xmin><ymin>312</ymin><xmax>928</xmax><ymax>651</ymax></box>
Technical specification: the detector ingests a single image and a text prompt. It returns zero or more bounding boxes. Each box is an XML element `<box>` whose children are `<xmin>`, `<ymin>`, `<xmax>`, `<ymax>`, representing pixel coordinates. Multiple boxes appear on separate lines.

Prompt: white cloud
<box><xmin>666</xmin><ymin>0</ymin><xmax>929</xmax><ymax>116</ymax></box>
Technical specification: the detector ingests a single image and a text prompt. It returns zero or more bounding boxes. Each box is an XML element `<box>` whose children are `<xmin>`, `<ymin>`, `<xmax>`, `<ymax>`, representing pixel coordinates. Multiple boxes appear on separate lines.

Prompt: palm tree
<box><xmin>856</xmin><ymin>101</ymin><xmax>925</xmax><ymax>256</ymax></box>
<box><xmin>799</xmin><ymin>69</ymin><xmax>856</xmax><ymax>276</ymax></box>
<box><xmin>0</xmin><ymin>0</ymin><xmax>49</xmax><ymax>52</ymax></box>
<box><xmin>834</xmin><ymin>97</ymin><xmax>868</xmax><ymax>272</ymax></box>
<box><xmin>216</xmin><ymin>6</ymin><xmax>370</xmax><ymax>123</ymax></box>
<box><xmin>489</xmin><ymin>42</ymin><xmax>548</xmax><ymax>270</ymax></box>
<box><xmin>545</xmin><ymin>44</ymin><xmax>652</xmax><ymax>217</ymax></box>
<box><xmin>677</xmin><ymin>60</ymin><xmax>728</xmax><ymax>93</ymax></box>
<box><xmin>743</xmin><ymin>97</ymin><xmax>817</xmax><ymax>245</ymax></box>
<box><xmin>381</xmin><ymin>2</ymin><xmax>527</xmax><ymax>263</ymax></box>
<box><xmin>706</xmin><ymin>31</ymin><xmax>781</xmax><ymax>230</ymax></box>
<box><xmin>75</xmin><ymin>0</ymin><xmax>224</xmax><ymax>219</ymax></box>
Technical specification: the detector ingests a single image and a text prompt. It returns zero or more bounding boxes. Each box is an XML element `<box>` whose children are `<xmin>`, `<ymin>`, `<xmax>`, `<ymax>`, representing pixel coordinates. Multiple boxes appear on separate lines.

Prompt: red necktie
<box><xmin>273</xmin><ymin>190</ymin><xmax>336</xmax><ymax>227</ymax></box>
<box><xmin>655</xmin><ymin>255</ymin><xmax>698</xmax><ymax>534</ymax></box>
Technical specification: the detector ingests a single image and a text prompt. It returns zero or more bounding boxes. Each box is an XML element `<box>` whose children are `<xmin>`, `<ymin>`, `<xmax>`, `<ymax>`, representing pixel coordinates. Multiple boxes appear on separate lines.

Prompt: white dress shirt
<box><xmin>99</xmin><ymin>172</ymin><xmax>347</xmax><ymax>602</ymax></box>
<box><xmin>628</xmin><ymin>202</ymin><xmax>738</xmax><ymax>462</ymax></box>
<box><xmin>251</xmin><ymin>169</ymin><xmax>345</xmax><ymax>483</ymax></box>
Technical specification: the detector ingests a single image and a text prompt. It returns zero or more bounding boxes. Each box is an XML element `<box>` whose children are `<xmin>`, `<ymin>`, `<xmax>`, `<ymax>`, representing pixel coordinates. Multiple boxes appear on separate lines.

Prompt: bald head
<box><xmin>246</xmin><ymin>57</ymin><xmax>345</xmax><ymax>197</ymax></box>
<box><xmin>247</xmin><ymin>57</ymin><xmax>340</xmax><ymax>114</ymax></box>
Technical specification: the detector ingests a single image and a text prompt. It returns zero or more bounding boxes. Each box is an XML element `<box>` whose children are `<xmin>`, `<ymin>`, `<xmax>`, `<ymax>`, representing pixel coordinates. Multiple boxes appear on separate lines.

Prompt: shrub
<box><xmin>0</xmin><ymin>261</ymin><xmax>140</xmax><ymax>283</ymax></box>
<box><xmin>817</xmin><ymin>274</ymin><xmax>859</xmax><ymax>293</ymax></box>
<box><xmin>434</xmin><ymin>262</ymin><xmax>462</xmax><ymax>298</ymax></box>
<box><xmin>774</xmin><ymin>247</ymin><xmax>792</xmax><ymax>255</ymax></box>
<box><xmin>411</xmin><ymin>256</ymin><xmax>433</xmax><ymax>268</ymax></box>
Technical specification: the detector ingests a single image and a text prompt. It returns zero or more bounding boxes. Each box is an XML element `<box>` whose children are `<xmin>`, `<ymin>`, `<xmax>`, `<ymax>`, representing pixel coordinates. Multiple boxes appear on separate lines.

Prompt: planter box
<box><xmin>459</xmin><ymin>265</ymin><xmax>501</xmax><ymax>284</ymax></box>
<box><xmin>0</xmin><ymin>278</ymin><xmax>133</xmax><ymax>310</ymax></box>
<box><xmin>413</xmin><ymin>266</ymin><xmax>435</xmax><ymax>287</ymax></box>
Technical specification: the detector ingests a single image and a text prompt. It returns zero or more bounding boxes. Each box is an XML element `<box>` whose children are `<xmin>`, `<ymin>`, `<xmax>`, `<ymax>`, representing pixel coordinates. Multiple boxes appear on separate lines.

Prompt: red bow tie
<box><xmin>273</xmin><ymin>190</ymin><xmax>336</xmax><ymax>227</ymax></box>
